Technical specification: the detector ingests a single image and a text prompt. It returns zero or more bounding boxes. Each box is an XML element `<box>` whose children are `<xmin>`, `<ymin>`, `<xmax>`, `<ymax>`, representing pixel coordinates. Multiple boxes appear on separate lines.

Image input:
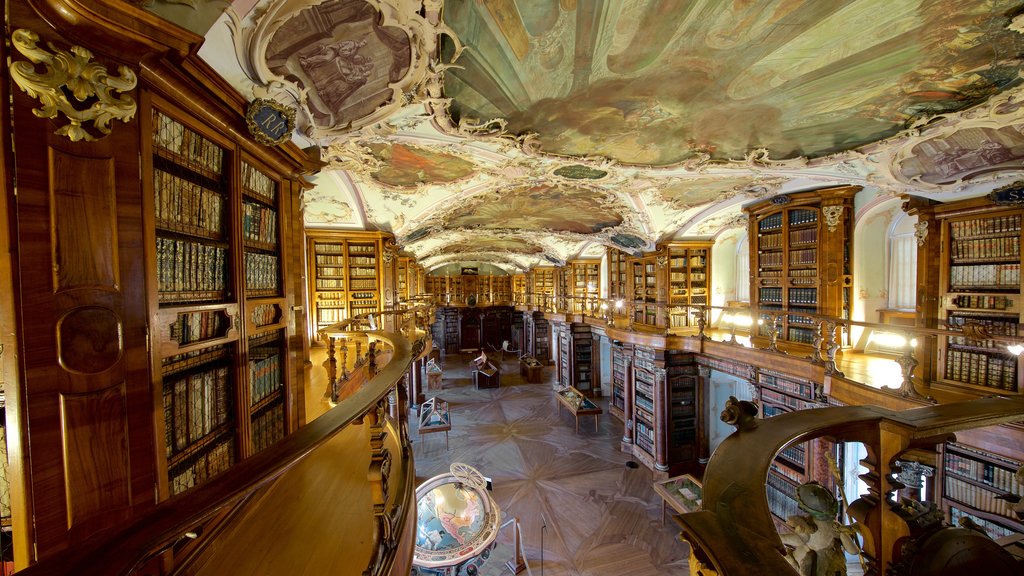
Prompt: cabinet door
<box><xmin>8</xmin><ymin>45</ymin><xmax>155</xmax><ymax>556</ymax></box>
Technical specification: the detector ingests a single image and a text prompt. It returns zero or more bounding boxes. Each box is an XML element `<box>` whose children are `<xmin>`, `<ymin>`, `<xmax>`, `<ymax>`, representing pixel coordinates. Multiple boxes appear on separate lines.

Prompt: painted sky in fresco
<box><xmin>445</xmin><ymin>185</ymin><xmax>623</xmax><ymax>234</ymax></box>
<box><xmin>443</xmin><ymin>0</ymin><xmax>1024</xmax><ymax>165</ymax></box>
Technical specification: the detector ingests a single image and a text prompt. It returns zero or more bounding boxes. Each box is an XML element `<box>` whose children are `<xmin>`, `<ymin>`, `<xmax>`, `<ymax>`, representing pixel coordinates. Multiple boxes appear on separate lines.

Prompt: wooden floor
<box><xmin>409</xmin><ymin>353</ymin><xmax>691</xmax><ymax>576</ymax></box>
<box><xmin>305</xmin><ymin>346</ymin><xmax>692</xmax><ymax>574</ymax></box>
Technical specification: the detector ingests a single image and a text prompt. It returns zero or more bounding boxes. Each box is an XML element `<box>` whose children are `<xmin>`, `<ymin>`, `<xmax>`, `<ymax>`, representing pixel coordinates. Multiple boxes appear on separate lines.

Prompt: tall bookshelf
<box><xmin>940</xmin><ymin>442</ymin><xmax>1024</xmax><ymax>539</ymax></box>
<box><xmin>933</xmin><ymin>199</ymin><xmax>1022</xmax><ymax>394</ymax></box>
<box><xmin>569</xmin><ymin>260</ymin><xmax>600</xmax><ymax>314</ymax></box>
<box><xmin>532</xmin><ymin>267</ymin><xmax>557</xmax><ymax>308</ymax></box>
<box><xmin>148</xmin><ymin>101</ymin><xmax>303</xmax><ymax>497</ymax></box>
<box><xmin>630</xmin><ymin>254</ymin><xmax>661</xmax><ymax>327</ymax></box>
<box><xmin>745</xmin><ymin>187</ymin><xmax>859</xmax><ymax>349</ymax></box>
<box><xmin>664</xmin><ymin>242</ymin><xmax>713</xmax><ymax>329</ymax></box>
<box><xmin>524</xmin><ymin>312</ymin><xmax>552</xmax><ymax>364</ymax></box>
<box><xmin>630</xmin><ymin>347</ymin><xmax>700</xmax><ymax>474</ymax></box>
<box><xmin>755</xmin><ymin>368</ymin><xmax>838</xmax><ymax>522</ymax></box>
<box><xmin>610</xmin><ymin>342</ymin><xmax>633</xmax><ymax>421</ymax></box>
<box><xmin>306</xmin><ymin>232</ymin><xmax>389</xmax><ymax>335</ymax></box>
<box><xmin>555</xmin><ymin>323</ymin><xmax>596</xmax><ymax>394</ymax></box>
<box><xmin>512</xmin><ymin>274</ymin><xmax>527</xmax><ymax>303</ymax></box>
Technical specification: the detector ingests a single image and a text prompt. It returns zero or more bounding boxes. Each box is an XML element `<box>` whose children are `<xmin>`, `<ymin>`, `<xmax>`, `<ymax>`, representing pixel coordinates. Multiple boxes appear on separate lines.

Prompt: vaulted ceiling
<box><xmin>156</xmin><ymin>0</ymin><xmax>1024</xmax><ymax>272</ymax></box>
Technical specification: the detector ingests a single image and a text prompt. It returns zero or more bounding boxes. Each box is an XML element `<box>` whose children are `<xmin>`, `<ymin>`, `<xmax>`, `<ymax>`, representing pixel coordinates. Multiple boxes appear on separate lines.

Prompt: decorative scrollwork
<box><xmin>9</xmin><ymin>29</ymin><xmax>137</xmax><ymax>142</ymax></box>
<box><xmin>914</xmin><ymin>221</ymin><xmax>929</xmax><ymax>246</ymax></box>
<box><xmin>822</xmin><ymin>206</ymin><xmax>844</xmax><ymax>233</ymax></box>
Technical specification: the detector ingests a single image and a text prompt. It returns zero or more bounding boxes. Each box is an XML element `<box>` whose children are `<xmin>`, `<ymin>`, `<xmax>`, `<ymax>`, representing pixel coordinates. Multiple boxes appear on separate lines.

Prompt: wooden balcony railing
<box><xmin>17</xmin><ymin>304</ymin><xmax>434</xmax><ymax>576</ymax></box>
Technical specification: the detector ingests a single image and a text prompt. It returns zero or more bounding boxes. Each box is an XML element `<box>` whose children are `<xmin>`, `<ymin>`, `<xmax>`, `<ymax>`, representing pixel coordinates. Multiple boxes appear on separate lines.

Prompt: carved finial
<box><xmin>721</xmin><ymin>396</ymin><xmax>759</xmax><ymax>431</ymax></box>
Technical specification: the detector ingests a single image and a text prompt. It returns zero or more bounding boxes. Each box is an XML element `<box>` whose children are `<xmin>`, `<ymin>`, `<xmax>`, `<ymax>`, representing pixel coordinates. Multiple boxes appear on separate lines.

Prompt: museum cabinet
<box><xmin>745</xmin><ymin>186</ymin><xmax>859</xmax><ymax>349</ymax></box>
<box><xmin>2</xmin><ymin>1</ymin><xmax>312</xmax><ymax>561</ymax></box>
<box><xmin>306</xmin><ymin>230</ymin><xmax>392</xmax><ymax>335</ymax></box>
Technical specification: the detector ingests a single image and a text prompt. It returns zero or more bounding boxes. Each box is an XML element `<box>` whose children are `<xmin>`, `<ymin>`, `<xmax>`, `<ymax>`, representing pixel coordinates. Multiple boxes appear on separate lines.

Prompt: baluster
<box><xmin>888</xmin><ymin>334</ymin><xmax>934</xmax><ymax>402</ymax></box>
<box><xmin>766</xmin><ymin>313</ymin><xmax>784</xmax><ymax>353</ymax></box>
<box><xmin>340</xmin><ymin>338</ymin><xmax>350</xmax><ymax>381</ymax></box>
<box><xmin>323</xmin><ymin>335</ymin><xmax>337</xmax><ymax>402</ymax></box>
<box><xmin>364</xmin><ymin>400</ymin><xmax>394</xmax><ymax>576</ymax></box>
<box><xmin>368</xmin><ymin>341</ymin><xmax>378</xmax><ymax>378</ymax></box>
<box><xmin>809</xmin><ymin>320</ymin><xmax>827</xmax><ymax>364</ymax></box>
<box><xmin>695</xmin><ymin>307</ymin><xmax>708</xmax><ymax>341</ymax></box>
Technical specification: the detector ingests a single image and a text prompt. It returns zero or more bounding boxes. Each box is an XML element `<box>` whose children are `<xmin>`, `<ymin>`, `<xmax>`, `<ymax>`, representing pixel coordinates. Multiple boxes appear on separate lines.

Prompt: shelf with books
<box><xmin>608</xmin><ymin>247</ymin><xmax>630</xmax><ymax>304</ymax></box>
<box><xmin>941</xmin><ymin>442</ymin><xmax>1024</xmax><ymax>539</ymax></box>
<box><xmin>934</xmin><ymin>200</ymin><xmax>1024</xmax><ymax>394</ymax></box>
<box><xmin>664</xmin><ymin>242</ymin><xmax>712</xmax><ymax>329</ymax></box>
<box><xmin>307</xmin><ymin>232</ymin><xmax>389</xmax><ymax>335</ymax></box>
<box><xmin>569</xmin><ymin>260</ymin><xmax>600</xmax><ymax>313</ymax></box>
<box><xmin>745</xmin><ymin>187</ymin><xmax>858</xmax><ymax>350</ymax></box>
<box><xmin>610</xmin><ymin>342</ymin><xmax>631</xmax><ymax>421</ymax></box>
<box><xmin>630</xmin><ymin>254</ymin><xmax>661</xmax><ymax>327</ymax></box>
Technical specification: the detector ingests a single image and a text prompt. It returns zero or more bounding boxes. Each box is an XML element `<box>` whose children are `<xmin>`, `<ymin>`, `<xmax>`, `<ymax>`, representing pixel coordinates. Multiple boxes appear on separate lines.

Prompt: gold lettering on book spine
<box><xmin>9</xmin><ymin>29</ymin><xmax>137</xmax><ymax>142</ymax></box>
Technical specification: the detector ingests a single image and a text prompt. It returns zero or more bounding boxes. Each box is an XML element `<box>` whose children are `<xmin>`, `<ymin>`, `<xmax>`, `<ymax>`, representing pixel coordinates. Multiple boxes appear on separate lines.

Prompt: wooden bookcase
<box><xmin>932</xmin><ymin>199</ymin><xmax>1022</xmax><ymax>394</ymax></box>
<box><xmin>531</xmin><ymin>266</ymin><xmax>557</xmax><ymax>308</ymax></box>
<box><xmin>306</xmin><ymin>231</ymin><xmax>390</xmax><ymax>334</ymax></box>
<box><xmin>609</xmin><ymin>342</ymin><xmax>633</xmax><ymax>421</ymax></box>
<box><xmin>512</xmin><ymin>274</ymin><xmax>527</xmax><ymax>302</ymax></box>
<box><xmin>745</xmin><ymin>187</ymin><xmax>859</xmax><ymax>349</ymax></box>
<box><xmin>629</xmin><ymin>347</ymin><xmax>700</xmax><ymax>474</ymax></box>
<box><xmin>555</xmin><ymin>323</ymin><xmax>597</xmax><ymax>394</ymax></box>
<box><xmin>630</xmin><ymin>253</ymin><xmax>662</xmax><ymax>328</ymax></box>
<box><xmin>755</xmin><ymin>369</ymin><xmax>839</xmax><ymax>521</ymax></box>
<box><xmin>524</xmin><ymin>311</ymin><xmax>552</xmax><ymax>364</ymax></box>
<box><xmin>939</xmin><ymin>441</ymin><xmax>1024</xmax><ymax>539</ymax></box>
<box><xmin>568</xmin><ymin>260</ymin><xmax>600</xmax><ymax>314</ymax></box>
<box><xmin>664</xmin><ymin>241</ymin><xmax>713</xmax><ymax>329</ymax></box>
<box><xmin>397</xmin><ymin>257</ymin><xmax>420</xmax><ymax>302</ymax></box>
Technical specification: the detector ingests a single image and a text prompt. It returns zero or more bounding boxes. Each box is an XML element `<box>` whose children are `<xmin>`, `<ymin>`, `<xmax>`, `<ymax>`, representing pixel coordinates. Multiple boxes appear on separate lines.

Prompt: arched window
<box><xmin>735</xmin><ymin>232</ymin><xmax>750</xmax><ymax>303</ymax></box>
<box><xmin>888</xmin><ymin>212</ymin><xmax>917</xmax><ymax>310</ymax></box>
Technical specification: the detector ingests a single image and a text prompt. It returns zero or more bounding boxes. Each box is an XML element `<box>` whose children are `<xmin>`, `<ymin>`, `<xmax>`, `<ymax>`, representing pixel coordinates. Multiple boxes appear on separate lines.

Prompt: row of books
<box><xmin>156</xmin><ymin>238</ymin><xmax>227</xmax><ymax>296</ymax></box>
<box><xmin>173</xmin><ymin>310</ymin><xmax>228</xmax><ymax>346</ymax></box>
<box><xmin>771</xmin><ymin>462</ymin><xmax>804</xmax><ymax>484</ymax></box>
<box><xmin>251</xmin><ymin>402</ymin><xmax>285</xmax><ymax>453</ymax></box>
<box><xmin>163</xmin><ymin>365</ymin><xmax>231</xmax><ymax>455</ymax></box>
<box><xmin>154</xmin><ymin>169</ymin><xmax>224</xmax><ymax>238</ymax></box>
<box><xmin>759</xmin><ymin>213</ymin><xmax>783</xmax><ymax>231</ymax></box>
<box><xmin>759</xmin><ymin>252</ymin><xmax>783</xmax><ymax>268</ymax></box>
<box><xmin>241</xmin><ymin>162</ymin><xmax>276</xmax><ymax>203</ymax></box>
<box><xmin>787</xmin><ymin>326</ymin><xmax>818</xmax><ymax>344</ymax></box>
<box><xmin>788</xmin><ymin>209</ymin><xmax>818</xmax><ymax>226</ymax></box>
<box><xmin>789</xmin><ymin>248</ymin><xmax>817</xmax><ymax>266</ymax></box>
<box><xmin>946</xmin><ymin>314</ymin><xmax>1018</xmax><ymax>347</ymax></box>
<box><xmin>347</xmin><ymin>244</ymin><xmax>376</xmax><ymax>254</ymax></box>
<box><xmin>949</xmin><ymin>507</ymin><xmax>1017</xmax><ymax>540</ymax></box>
<box><xmin>316</xmin><ymin>266</ymin><xmax>347</xmax><ymax>277</ymax></box>
<box><xmin>316</xmin><ymin>307</ymin><xmax>348</xmax><ymax>324</ymax></box>
<box><xmin>777</xmin><ymin>443</ymin><xmax>807</xmax><ymax>468</ymax></box>
<box><xmin>242</xmin><ymin>201</ymin><xmax>277</xmax><ymax>245</ymax></box>
<box><xmin>945</xmin><ymin>476</ymin><xmax>1020</xmax><ymax>519</ymax></box>
<box><xmin>788</xmin><ymin>288</ymin><xmax>818</xmax><ymax>305</ymax></box>
<box><xmin>951</xmin><ymin>295</ymin><xmax>1015</xmax><ymax>311</ymax></box>
<box><xmin>949</xmin><ymin>263</ymin><xmax>1020</xmax><ymax>289</ymax></box>
<box><xmin>670</xmin><ymin>256</ymin><xmax>707</xmax><ymax>268</ymax></box>
<box><xmin>945</xmin><ymin>448</ymin><xmax>1022</xmax><ymax>494</ymax></box>
<box><xmin>350</xmin><ymin>278</ymin><xmax>377</xmax><ymax>290</ymax></box>
<box><xmin>315</xmin><ymin>243</ymin><xmax>345</xmax><ymax>254</ymax></box>
<box><xmin>249</xmin><ymin>351</ymin><xmax>282</xmax><ymax>405</ymax></box>
<box><xmin>316</xmin><ymin>253</ymin><xmax>346</xmax><ymax>265</ymax></box>
<box><xmin>944</xmin><ymin>349</ymin><xmax>1017</xmax><ymax>390</ymax></box>
<box><xmin>760</xmin><ymin>287</ymin><xmax>783</xmax><ymax>303</ymax></box>
<box><xmin>950</xmin><ymin>216</ymin><xmax>1022</xmax><ymax>239</ymax></box>
<box><xmin>153</xmin><ymin>111</ymin><xmax>225</xmax><ymax>177</ymax></box>
<box><xmin>349</xmin><ymin>268</ymin><xmax>377</xmax><ymax>278</ymax></box>
<box><xmin>951</xmin><ymin>236</ymin><xmax>1020</xmax><ymax>261</ymax></box>
<box><xmin>251</xmin><ymin>303</ymin><xmax>279</xmax><ymax>327</ymax></box>
<box><xmin>670</xmin><ymin>272</ymin><xmax>707</xmax><ymax>281</ymax></box>
<box><xmin>169</xmin><ymin>437</ymin><xmax>233</xmax><ymax>496</ymax></box>
<box><xmin>789</xmin><ymin>228</ymin><xmax>817</xmax><ymax>245</ymax></box>
<box><xmin>348</xmin><ymin>256</ymin><xmax>376</xmax><ymax>265</ymax></box>
<box><xmin>759</xmin><ymin>372</ymin><xmax>814</xmax><ymax>399</ymax></box>
<box><xmin>759</xmin><ymin>232</ymin><xmax>783</xmax><ymax>249</ymax></box>
<box><xmin>634</xmin><ymin>420</ymin><xmax>655</xmax><ymax>451</ymax></box>
<box><xmin>245</xmin><ymin>252</ymin><xmax>279</xmax><ymax>292</ymax></box>
<box><xmin>315</xmin><ymin>278</ymin><xmax>345</xmax><ymax>289</ymax></box>
<box><xmin>766</xmin><ymin>470</ymin><xmax>801</xmax><ymax>520</ymax></box>
<box><xmin>761</xmin><ymin>388</ymin><xmax>800</xmax><ymax>411</ymax></box>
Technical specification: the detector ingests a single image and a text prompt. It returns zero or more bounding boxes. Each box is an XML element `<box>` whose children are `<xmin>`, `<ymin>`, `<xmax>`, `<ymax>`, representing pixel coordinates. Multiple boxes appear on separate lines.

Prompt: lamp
<box><xmin>1008</xmin><ymin>344</ymin><xmax>1024</xmax><ymax>356</ymax></box>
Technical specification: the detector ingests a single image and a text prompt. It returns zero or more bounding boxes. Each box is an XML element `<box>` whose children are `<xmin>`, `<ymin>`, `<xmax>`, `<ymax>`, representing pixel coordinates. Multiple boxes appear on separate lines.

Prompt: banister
<box><xmin>17</xmin><ymin>329</ymin><xmax>419</xmax><ymax>576</ymax></box>
<box><xmin>676</xmin><ymin>395</ymin><xmax>1024</xmax><ymax>575</ymax></box>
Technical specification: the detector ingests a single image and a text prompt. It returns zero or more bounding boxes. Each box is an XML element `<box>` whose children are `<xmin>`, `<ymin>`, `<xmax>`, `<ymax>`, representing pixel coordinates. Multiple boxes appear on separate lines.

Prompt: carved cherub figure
<box><xmin>780</xmin><ymin>482</ymin><xmax>860</xmax><ymax>576</ymax></box>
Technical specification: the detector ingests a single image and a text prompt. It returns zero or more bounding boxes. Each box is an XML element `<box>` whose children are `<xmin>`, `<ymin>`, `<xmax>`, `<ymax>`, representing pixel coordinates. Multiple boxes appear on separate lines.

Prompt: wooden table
<box><xmin>519</xmin><ymin>356</ymin><xmax>543</xmax><ymax>383</ymax></box>
<box><xmin>653</xmin><ymin>473</ymin><xmax>703</xmax><ymax>525</ymax></box>
<box><xmin>418</xmin><ymin>397</ymin><xmax>451</xmax><ymax>450</ymax></box>
<box><xmin>554</xmin><ymin>386</ymin><xmax>602</xmax><ymax>433</ymax></box>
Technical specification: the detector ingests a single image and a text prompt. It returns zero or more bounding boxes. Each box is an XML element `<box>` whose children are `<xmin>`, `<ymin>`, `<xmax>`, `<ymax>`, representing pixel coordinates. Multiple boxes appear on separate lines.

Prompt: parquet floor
<box><xmin>409</xmin><ymin>353</ymin><xmax>691</xmax><ymax>576</ymax></box>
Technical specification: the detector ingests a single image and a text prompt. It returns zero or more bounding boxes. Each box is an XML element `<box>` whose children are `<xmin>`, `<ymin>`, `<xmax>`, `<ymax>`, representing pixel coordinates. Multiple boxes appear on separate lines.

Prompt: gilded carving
<box><xmin>914</xmin><ymin>221</ymin><xmax>929</xmax><ymax>246</ymax></box>
<box><xmin>9</xmin><ymin>29</ymin><xmax>137</xmax><ymax>142</ymax></box>
<box><xmin>822</xmin><ymin>206</ymin><xmax>844</xmax><ymax>233</ymax></box>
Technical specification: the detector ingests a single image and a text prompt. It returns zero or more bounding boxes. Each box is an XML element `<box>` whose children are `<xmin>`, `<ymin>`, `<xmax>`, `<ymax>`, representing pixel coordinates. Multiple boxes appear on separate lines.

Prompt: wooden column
<box><xmin>654</xmin><ymin>366</ymin><xmax>669</xmax><ymax>472</ymax></box>
<box><xmin>697</xmin><ymin>365</ymin><xmax>712</xmax><ymax>464</ymax></box>
<box><xmin>902</xmin><ymin>197</ymin><xmax>940</xmax><ymax>385</ymax></box>
<box><xmin>622</xmin><ymin>355</ymin><xmax>634</xmax><ymax>448</ymax></box>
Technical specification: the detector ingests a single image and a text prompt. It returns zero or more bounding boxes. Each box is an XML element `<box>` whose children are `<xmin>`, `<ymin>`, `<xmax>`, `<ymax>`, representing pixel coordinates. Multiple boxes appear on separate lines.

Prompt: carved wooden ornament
<box><xmin>9</xmin><ymin>29</ymin><xmax>137</xmax><ymax>142</ymax></box>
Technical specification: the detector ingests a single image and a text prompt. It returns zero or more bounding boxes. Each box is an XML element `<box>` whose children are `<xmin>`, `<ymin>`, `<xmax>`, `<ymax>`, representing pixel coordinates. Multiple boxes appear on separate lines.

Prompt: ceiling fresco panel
<box><xmin>444</xmin><ymin>185</ymin><xmax>624</xmax><ymax>235</ymax></box>
<box><xmin>366</xmin><ymin>143</ymin><xmax>478</xmax><ymax>188</ymax></box>
<box><xmin>443</xmin><ymin>0</ymin><xmax>1024</xmax><ymax>165</ymax></box>
<box><xmin>265</xmin><ymin>0</ymin><xmax>412</xmax><ymax>131</ymax></box>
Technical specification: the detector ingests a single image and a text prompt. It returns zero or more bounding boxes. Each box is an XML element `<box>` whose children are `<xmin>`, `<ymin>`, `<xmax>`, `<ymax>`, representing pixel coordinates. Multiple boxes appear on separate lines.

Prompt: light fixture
<box><xmin>615</xmin><ymin>299</ymin><xmax>624</xmax><ymax>309</ymax></box>
<box><xmin>1008</xmin><ymin>344</ymin><xmax>1024</xmax><ymax>356</ymax></box>
<box><xmin>600</xmin><ymin>302</ymin><xmax>608</xmax><ymax>311</ymax></box>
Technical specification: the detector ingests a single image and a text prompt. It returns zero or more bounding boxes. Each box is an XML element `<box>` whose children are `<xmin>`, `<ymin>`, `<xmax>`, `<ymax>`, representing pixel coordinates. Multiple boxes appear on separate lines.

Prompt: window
<box><xmin>735</xmin><ymin>233</ymin><xmax>750</xmax><ymax>302</ymax></box>
<box><xmin>888</xmin><ymin>213</ymin><xmax>917</xmax><ymax>311</ymax></box>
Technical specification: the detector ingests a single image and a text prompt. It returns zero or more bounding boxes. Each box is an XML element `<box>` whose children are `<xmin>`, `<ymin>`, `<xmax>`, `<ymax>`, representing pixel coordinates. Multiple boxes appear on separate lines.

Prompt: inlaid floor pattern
<box><xmin>411</xmin><ymin>353</ymin><xmax>691</xmax><ymax>576</ymax></box>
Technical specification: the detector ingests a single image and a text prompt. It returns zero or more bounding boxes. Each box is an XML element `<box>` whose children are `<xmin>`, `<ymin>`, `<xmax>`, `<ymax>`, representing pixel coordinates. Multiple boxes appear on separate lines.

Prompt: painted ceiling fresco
<box><xmin>443</xmin><ymin>0</ymin><xmax>1024</xmax><ymax>165</ymax></box>
<box><xmin>187</xmin><ymin>0</ymin><xmax>1024</xmax><ymax>272</ymax></box>
<box><xmin>443</xmin><ymin>185</ymin><xmax>624</xmax><ymax>235</ymax></box>
<box><xmin>265</xmin><ymin>0</ymin><xmax>411</xmax><ymax>131</ymax></box>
